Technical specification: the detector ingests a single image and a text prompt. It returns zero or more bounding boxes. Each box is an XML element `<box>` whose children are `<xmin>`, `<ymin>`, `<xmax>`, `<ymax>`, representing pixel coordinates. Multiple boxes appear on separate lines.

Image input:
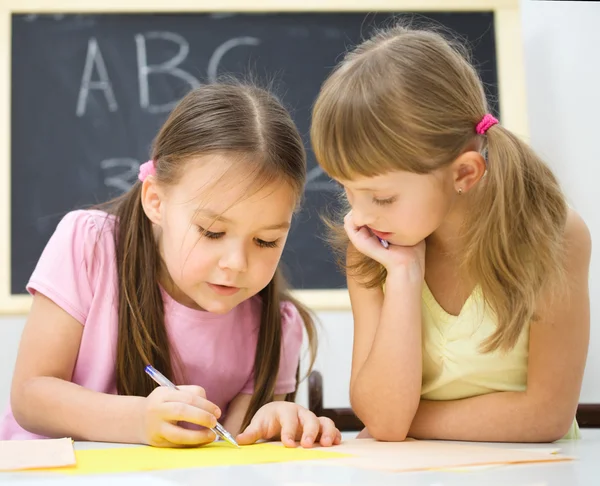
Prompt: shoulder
<box><xmin>563</xmin><ymin>208</ymin><xmax>592</xmax><ymax>272</ymax></box>
<box><xmin>56</xmin><ymin>209</ymin><xmax>116</xmax><ymax>242</ymax></box>
<box><xmin>50</xmin><ymin>209</ymin><xmax>117</xmax><ymax>274</ymax></box>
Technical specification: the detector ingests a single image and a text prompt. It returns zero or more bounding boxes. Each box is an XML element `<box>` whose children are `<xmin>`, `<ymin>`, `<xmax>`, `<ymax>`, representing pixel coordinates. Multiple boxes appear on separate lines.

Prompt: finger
<box><xmin>316</xmin><ymin>417</ymin><xmax>339</xmax><ymax>447</ymax></box>
<box><xmin>177</xmin><ymin>384</ymin><xmax>206</xmax><ymax>399</ymax></box>
<box><xmin>236</xmin><ymin>421</ymin><xmax>265</xmax><ymax>446</ymax></box>
<box><xmin>277</xmin><ymin>406</ymin><xmax>300</xmax><ymax>448</ymax></box>
<box><xmin>161</xmin><ymin>401</ymin><xmax>218</xmax><ymax>429</ymax></box>
<box><xmin>161</xmin><ymin>422</ymin><xmax>216</xmax><ymax>447</ymax></box>
<box><xmin>236</xmin><ymin>411</ymin><xmax>276</xmax><ymax>445</ymax></box>
<box><xmin>298</xmin><ymin>409</ymin><xmax>320</xmax><ymax>448</ymax></box>
<box><xmin>163</xmin><ymin>389</ymin><xmax>221</xmax><ymax>418</ymax></box>
<box><xmin>334</xmin><ymin>429</ymin><xmax>342</xmax><ymax>445</ymax></box>
<box><xmin>176</xmin><ymin>386</ymin><xmax>221</xmax><ymax>418</ymax></box>
<box><xmin>343</xmin><ymin>215</ymin><xmax>379</xmax><ymax>252</ymax></box>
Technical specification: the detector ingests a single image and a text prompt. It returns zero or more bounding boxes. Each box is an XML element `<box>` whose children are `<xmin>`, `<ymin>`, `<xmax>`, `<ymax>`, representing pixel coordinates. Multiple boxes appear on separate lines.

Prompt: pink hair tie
<box><xmin>138</xmin><ymin>160</ymin><xmax>156</xmax><ymax>182</ymax></box>
<box><xmin>475</xmin><ymin>114</ymin><xmax>498</xmax><ymax>134</ymax></box>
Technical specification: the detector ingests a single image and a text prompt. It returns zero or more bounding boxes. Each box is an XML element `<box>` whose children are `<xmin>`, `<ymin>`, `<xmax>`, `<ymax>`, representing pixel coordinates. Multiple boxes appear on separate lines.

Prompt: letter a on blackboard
<box><xmin>76</xmin><ymin>37</ymin><xmax>118</xmax><ymax>117</ymax></box>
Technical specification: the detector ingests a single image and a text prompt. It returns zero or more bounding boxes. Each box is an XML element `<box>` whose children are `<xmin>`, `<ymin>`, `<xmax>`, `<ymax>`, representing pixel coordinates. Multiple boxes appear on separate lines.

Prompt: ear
<box><xmin>450</xmin><ymin>150</ymin><xmax>486</xmax><ymax>194</ymax></box>
<box><xmin>140</xmin><ymin>177</ymin><xmax>164</xmax><ymax>226</ymax></box>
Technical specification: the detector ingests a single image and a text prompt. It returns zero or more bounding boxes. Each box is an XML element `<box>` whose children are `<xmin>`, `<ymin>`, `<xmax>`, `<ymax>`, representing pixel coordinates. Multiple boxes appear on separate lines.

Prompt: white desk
<box><xmin>3</xmin><ymin>430</ymin><xmax>600</xmax><ymax>485</ymax></box>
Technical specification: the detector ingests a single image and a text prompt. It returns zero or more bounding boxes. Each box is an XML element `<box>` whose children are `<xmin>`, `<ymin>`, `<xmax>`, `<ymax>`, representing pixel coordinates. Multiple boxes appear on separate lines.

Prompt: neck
<box><xmin>426</xmin><ymin>198</ymin><xmax>469</xmax><ymax>256</ymax></box>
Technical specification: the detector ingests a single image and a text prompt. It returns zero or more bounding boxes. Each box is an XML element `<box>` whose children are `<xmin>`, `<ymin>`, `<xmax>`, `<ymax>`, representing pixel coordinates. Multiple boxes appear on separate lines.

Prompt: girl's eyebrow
<box><xmin>196</xmin><ymin>209</ymin><xmax>290</xmax><ymax>231</ymax></box>
<box><xmin>196</xmin><ymin>209</ymin><xmax>232</xmax><ymax>224</ymax></box>
<box><xmin>261</xmin><ymin>222</ymin><xmax>291</xmax><ymax>230</ymax></box>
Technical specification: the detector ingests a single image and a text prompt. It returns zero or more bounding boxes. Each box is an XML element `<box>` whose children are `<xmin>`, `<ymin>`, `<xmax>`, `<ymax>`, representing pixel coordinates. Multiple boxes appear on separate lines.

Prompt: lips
<box><xmin>207</xmin><ymin>283</ymin><xmax>241</xmax><ymax>296</ymax></box>
<box><xmin>368</xmin><ymin>228</ymin><xmax>393</xmax><ymax>240</ymax></box>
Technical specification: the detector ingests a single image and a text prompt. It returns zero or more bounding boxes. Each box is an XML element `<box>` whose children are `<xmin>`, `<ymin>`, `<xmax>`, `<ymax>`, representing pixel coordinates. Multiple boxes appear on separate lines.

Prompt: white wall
<box><xmin>520</xmin><ymin>0</ymin><xmax>600</xmax><ymax>403</ymax></box>
<box><xmin>1</xmin><ymin>0</ymin><xmax>599</xmax><ymax>413</ymax></box>
<box><xmin>0</xmin><ymin>318</ymin><xmax>25</xmax><ymax>409</ymax></box>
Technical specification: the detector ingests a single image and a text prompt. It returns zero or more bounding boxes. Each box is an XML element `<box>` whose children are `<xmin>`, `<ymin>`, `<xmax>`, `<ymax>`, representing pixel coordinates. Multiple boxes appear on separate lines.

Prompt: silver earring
<box><xmin>457</xmin><ymin>188</ymin><xmax>463</xmax><ymax>195</ymax></box>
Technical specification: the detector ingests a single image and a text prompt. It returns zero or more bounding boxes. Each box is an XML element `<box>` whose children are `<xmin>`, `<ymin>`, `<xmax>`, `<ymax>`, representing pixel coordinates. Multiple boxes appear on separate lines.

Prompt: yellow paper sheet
<box><xmin>39</xmin><ymin>442</ymin><xmax>349</xmax><ymax>475</ymax></box>
<box><xmin>0</xmin><ymin>438</ymin><xmax>76</xmax><ymax>471</ymax></box>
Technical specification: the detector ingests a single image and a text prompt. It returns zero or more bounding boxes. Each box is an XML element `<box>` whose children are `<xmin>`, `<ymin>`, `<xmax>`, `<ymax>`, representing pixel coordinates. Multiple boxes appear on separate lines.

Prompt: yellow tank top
<box><xmin>421</xmin><ymin>282</ymin><xmax>580</xmax><ymax>440</ymax></box>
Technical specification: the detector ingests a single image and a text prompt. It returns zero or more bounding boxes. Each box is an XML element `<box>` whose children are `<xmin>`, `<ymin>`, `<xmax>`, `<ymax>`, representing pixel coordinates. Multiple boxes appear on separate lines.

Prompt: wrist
<box><xmin>127</xmin><ymin>396</ymin><xmax>148</xmax><ymax>445</ymax></box>
<box><xmin>385</xmin><ymin>261</ymin><xmax>424</xmax><ymax>287</ymax></box>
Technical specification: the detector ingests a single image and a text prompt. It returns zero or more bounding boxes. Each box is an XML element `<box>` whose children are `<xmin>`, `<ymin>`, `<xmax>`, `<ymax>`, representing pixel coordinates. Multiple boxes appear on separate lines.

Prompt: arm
<box><xmin>408</xmin><ymin>212</ymin><xmax>591</xmax><ymax>442</ymax></box>
<box><xmin>350</xmin><ymin>268</ymin><xmax>423</xmax><ymax>441</ymax></box>
<box><xmin>11</xmin><ymin>293</ymin><xmax>219</xmax><ymax>446</ymax></box>
<box><xmin>11</xmin><ymin>293</ymin><xmax>145</xmax><ymax>442</ymax></box>
<box><xmin>342</xmin><ymin>213</ymin><xmax>426</xmax><ymax>442</ymax></box>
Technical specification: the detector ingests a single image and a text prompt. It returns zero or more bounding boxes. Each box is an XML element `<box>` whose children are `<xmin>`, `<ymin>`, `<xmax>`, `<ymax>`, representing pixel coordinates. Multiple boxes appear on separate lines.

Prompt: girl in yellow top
<box><xmin>311</xmin><ymin>24</ymin><xmax>591</xmax><ymax>443</ymax></box>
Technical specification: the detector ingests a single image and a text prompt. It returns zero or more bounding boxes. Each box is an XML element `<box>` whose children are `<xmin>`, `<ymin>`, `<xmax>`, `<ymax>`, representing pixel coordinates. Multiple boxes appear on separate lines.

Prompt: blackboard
<box><xmin>10</xmin><ymin>12</ymin><xmax>498</xmax><ymax>297</ymax></box>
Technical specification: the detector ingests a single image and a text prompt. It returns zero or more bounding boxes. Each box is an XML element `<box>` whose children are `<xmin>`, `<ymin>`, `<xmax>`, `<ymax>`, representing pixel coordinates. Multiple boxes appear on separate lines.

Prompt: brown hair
<box><xmin>100</xmin><ymin>81</ymin><xmax>317</xmax><ymax>430</ymax></box>
<box><xmin>311</xmin><ymin>24</ymin><xmax>568</xmax><ymax>352</ymax></box>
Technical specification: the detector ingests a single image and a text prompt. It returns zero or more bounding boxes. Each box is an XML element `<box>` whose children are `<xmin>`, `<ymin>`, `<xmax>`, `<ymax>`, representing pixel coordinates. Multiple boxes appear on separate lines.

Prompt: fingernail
<box><xmin>304</xmin><ymin>436</ymin><xmax>314</xmax><ymax>443</ymax></box>
<box><xmin>214</xmin><ymin>407</ymin><xmax>221</xmax><ymax>417</ymax></box>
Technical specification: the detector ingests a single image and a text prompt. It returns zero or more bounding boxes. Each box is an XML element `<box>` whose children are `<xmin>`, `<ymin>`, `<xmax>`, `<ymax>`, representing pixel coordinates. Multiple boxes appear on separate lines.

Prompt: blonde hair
<box><xmin>311</xmin><ymin>24</ymin><xmax>568</xmax><ymax>352</ymax></box>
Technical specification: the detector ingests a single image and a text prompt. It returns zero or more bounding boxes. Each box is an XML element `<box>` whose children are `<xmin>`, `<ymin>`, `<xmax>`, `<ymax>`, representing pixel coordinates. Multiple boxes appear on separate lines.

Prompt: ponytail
<box><xmin>100</xmin><ymin>184</ymin><xmax>179</xmax><ymax>397</ymax></box>
<box><xmin>463</xmin><ymin>125</ymin><xmax>568</xmax><ymax>352</ymax></box>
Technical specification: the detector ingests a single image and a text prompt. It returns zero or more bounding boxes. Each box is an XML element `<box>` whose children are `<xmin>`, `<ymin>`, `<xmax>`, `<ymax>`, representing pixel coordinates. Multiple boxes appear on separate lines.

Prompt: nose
<box><xmin>218</xmin><ymin>243</ymin><xmax>248</xmax><ymax>273</ymax></box>
<box><xmin>349</xmin><ymin>207</ymin><xmax>375</xmax><ymax>228</ymax></box>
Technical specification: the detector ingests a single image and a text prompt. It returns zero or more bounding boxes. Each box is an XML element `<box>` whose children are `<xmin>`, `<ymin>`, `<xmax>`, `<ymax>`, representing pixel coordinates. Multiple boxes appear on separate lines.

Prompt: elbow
<box><xmin>525</xmin><ymin>403</ymin><xmax>575</xmax><ymax>443</ymax></box>
<box><xmin>535</xmin><ymin>414</ymin><xmax>574</xmax><ymax>443</ymax></box>
<box><xmin>350</xmin><ymin>390</ymin><xmax>414</xmax><ymax>442</ymax></box>
<box><xmin>10</xmin><ymin>379</ymin><xmax>38</xmax><ymax>433</ymax></box>
<box><xmin>364</xmin><ymin>421</ymin><xmax>409</xmax><ymax>442</ymax></box>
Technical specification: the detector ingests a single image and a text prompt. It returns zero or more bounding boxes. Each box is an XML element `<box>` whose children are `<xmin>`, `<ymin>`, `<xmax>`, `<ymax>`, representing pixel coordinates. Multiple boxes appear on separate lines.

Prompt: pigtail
<box><xmin>240</xmin><ymin>268</ymin><xmax>318</xmax><ymax>431</ymax></box>
<box><xmin>462</xmin><ymin>125</ymin><xmax>568</xmax><ymax>352</ymax></box>
<box><xmin>103</xmin><ymin>183</ymin><xmax>177</xmax><ymax>397</ymax></box>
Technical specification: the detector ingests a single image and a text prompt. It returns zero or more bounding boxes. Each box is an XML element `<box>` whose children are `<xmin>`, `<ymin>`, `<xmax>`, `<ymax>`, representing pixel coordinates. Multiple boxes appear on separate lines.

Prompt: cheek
<box><xmin>251</xmin><ymin>248</ymin><xmax>285</xmax><ymax>282</ymax></box>
<box><xmin>393</xmin><ymin>196</ymin><xmax>446</xmax><ymax>232</ymax></box>
<box><xmin>162</xmin><ymin>228</ymin><xmax>210</xmax><ymax>278</ymax></box>
<box><xmin>417</xmin><ymin>192</ymin><xmax>452</xmax><ymax>228</ymax></box>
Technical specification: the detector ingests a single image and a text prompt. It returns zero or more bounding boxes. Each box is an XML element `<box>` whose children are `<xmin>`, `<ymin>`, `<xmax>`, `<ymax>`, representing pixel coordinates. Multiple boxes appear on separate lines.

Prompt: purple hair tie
<box><xmin>138</xmin><ymin>160</ymin><xmax>156</xmax><ymax>182</ymax></box>
<box><xmin>475</xmin><ymin>114</ymin><xmax>498</xmax><ymax>135</ymax></box>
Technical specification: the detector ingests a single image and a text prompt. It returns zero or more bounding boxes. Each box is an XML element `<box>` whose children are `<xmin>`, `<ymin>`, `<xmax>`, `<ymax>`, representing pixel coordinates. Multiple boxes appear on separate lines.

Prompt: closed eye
<box><xmin>255</xmin><ymin>238</ymin><xmax>279</xmax><ymax>249</ymax></box>
<box><xmin>198</xmin><ymin>226</ymin><xmax>224</xmax><ymax>239</ymax></box>
<box><xmin>372</xmin><ymin>196</ymin><xmax>396</xmax><ymax>206</ymax></box>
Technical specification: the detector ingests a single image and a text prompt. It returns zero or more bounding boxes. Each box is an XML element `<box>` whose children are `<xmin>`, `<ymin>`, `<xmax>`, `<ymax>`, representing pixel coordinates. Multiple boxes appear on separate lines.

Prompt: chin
<box><xmin>194</xmin><ymin>292</ymin><xmax>245</xmax><ymax>314</ymax></box>
<box><xmin>198</xmin><ymin>300</ymin><xmax>237</xmax><ymax>314</ymax></box>
<box><xmin>389</xmin><ymin>237</ymin><xmax>421</xmax><ymax>247</ymax></box>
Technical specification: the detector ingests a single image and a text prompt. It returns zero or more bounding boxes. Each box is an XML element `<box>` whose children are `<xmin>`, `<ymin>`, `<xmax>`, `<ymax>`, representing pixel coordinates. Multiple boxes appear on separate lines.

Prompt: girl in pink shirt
<box><xmin>1</xmin><ymin>82</ymin><xmax>341</xmax><ymax>449</ymax></box>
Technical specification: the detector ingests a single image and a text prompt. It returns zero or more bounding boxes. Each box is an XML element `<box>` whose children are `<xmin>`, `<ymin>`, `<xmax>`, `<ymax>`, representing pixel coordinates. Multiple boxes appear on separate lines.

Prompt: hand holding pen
<box><xmin>144</xmin><ymin>365</ymin><xmax>239</xmax><ymax>448</ymax></box>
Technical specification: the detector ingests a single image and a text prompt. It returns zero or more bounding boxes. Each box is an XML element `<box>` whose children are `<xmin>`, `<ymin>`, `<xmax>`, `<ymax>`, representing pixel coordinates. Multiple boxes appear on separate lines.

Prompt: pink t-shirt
<box><xmin>0</xmin><ymin>210</ymin><xmax>303</xmax><ymax>440</ymax></box>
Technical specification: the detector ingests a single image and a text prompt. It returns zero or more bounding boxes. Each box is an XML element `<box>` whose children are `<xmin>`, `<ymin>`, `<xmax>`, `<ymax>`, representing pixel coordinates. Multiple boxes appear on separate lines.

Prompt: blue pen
<box><xmin>144</xmin><ymin>364</ymin><xmax>240</xmax><ymax>448</ymax></box>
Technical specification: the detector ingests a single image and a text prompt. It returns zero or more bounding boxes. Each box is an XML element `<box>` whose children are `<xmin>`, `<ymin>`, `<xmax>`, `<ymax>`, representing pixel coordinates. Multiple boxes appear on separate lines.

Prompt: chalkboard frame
<box><xmin>0</xmin><ymin>0</ymin><xmax>526</xmax><ymax>314</ymax></box>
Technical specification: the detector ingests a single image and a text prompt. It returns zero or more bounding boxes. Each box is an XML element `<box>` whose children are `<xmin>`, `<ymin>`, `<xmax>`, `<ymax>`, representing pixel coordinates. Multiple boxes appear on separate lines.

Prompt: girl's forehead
<box><xmin>338</xmin><ymin>169</ymin><xmax>446</xmax><ymax>192</ymax></box>
<box><xmin>338</xmin><ymin>172</ymin><xmax>404</xmax><ymax>191</ymax></box>
<box><xmin>167</xmin><ymin>157</ymin><xmax>297</xmax><ymax>224</ymax></box>
<box><xmin>191</xmin><ymin>183</ymin><xmax>296</xmax><ymax>231</ymax></box>
<box><xmin>172</xmin><ymin>154</ymin><xmax>296</xmax><ymax>204</ymax></box>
